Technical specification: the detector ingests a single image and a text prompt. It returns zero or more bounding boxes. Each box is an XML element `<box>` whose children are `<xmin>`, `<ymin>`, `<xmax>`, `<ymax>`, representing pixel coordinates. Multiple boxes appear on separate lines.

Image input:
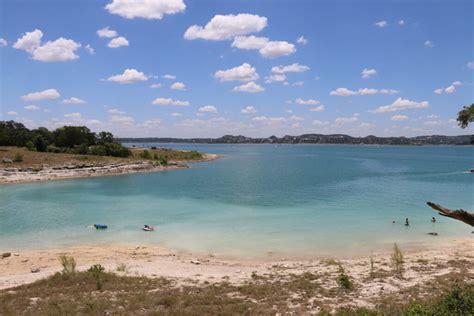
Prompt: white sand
<box><xmin>1</xmin><ymin>238</ymin><xmax>472</xmax><ymax>308</ymax></box>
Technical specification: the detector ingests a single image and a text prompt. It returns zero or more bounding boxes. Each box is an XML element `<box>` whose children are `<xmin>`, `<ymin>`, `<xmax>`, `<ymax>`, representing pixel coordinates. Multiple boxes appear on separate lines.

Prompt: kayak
<box><xmin>94</xmin><ymin>224</ymin><xmax>108</xmax><ymax>229</ymax></box>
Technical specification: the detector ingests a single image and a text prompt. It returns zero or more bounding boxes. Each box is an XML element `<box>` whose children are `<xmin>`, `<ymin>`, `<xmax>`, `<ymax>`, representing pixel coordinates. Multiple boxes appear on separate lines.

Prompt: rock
<box><xmin>2</xmin><ymin>158</ymin><xmax>13</xmax><ymax>163</ymax></box>
<box><xmin>190</xmin><ymin>259</ymin><xmax>201</xmax><ymax>265</ymax></box>
<box><xmin>13</xmin><ymin>253</ymin><xmax>19</xmax><ymax>256</ymax></box>
<box><xmin>31</xmin><ymin>267</ymin><xmax>41</xmax><ymax>273</ymax></box>
<box><xmin>29</xmin><ymin>297</ymin><xmax>40</xmax><ymax>305</ymax></box>
<box><xmin>1</xmin><ymin>252</ymin><xmax>11</xmax><ymax>258</ymax></box>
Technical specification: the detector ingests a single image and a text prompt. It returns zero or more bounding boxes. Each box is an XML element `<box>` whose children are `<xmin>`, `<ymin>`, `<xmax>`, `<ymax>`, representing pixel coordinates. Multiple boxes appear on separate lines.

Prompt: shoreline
<box><xmin>0</xmin><ymin>153</ymin><xmax>220</xmax><ymax>184</ymax></box>
<box><xmin>1</xmin><ymin>239</ymin><xmax>472</xmax><ymax>308</ymax></box>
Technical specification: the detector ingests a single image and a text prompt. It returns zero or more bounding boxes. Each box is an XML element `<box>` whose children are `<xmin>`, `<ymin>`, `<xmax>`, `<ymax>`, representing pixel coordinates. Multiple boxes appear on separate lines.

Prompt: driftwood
<box><xmin>426</xmin><ymin>202</ymin><xmax>474</xmax><ymax>227</ymax></box>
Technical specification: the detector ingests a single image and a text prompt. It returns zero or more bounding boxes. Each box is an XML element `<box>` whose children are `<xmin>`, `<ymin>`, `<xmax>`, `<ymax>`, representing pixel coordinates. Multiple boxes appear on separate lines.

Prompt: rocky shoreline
<box><xmin>0</xmin><ymin>154</ymin><xmax>219</xmax><ymax>184</ymax></box>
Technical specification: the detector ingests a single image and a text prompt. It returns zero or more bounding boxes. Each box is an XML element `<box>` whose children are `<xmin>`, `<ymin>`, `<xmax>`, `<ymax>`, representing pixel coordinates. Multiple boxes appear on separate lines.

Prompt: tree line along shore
<box><xmin>0</xmin><ymin>120</ymin><xmax>215</xmax><ymax>183</ymax></box>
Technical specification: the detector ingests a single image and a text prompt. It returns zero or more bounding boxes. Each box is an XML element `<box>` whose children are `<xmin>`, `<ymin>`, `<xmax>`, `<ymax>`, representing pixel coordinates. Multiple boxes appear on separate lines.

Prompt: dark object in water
<box><xmin>94</xmin><ymin>224</ymin><xmax>108</xmax><ymax>230</ymax></box>
<box><xmin>427</xmin><ymin>232</ymin><xmax>438</xmax><ymax>236</ymax></box>
<box><xmin>470</xmin><ymin>169</ymin><xmax>474</xmax><ymax>173</ymax></box>
<box><xmin>142</xmin><ymin>225</ymin><xmax>154</xmax><ymax>232</ymax></box>
<box><xmin>405</xmin><ymin>218</ymin><xmax>409</xmax><ymax>226</ymax></box>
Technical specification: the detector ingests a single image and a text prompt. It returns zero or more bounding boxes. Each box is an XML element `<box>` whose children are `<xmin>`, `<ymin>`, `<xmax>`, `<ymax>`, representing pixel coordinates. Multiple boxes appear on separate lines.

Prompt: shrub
<box><xmin>87</xmin><ymin>264</ymin><xmax>106</xmax><ymax>291</ymax></box>
<box><xmin>13</xmin><ymin>153</ymin><xmax>23</xmax><ymax>162</ymax></box>
<box><xmin>59</xmin><ymin>255</ymin><xmax>76</xmax><ymax>274</ymax></box>
<box><xmin>391</xmin><ymin>243</ymin><xmax>404</xmax><ymax>278</ymax></box>
<box><xmin>47</xmin><ymin>145</ymin><xmax>62</xmax><ymax>153</ymax></box>
<box><xmin>25</xmin><ymin>141</ymin><xmax>36</xmax><ymax>151</ymax></box>
<box><xmin>89</xmin><ymin>145</ymin><xmax>107</xmax><ymax>156</ymax></box>
<box><xmin>337</xmin><ymin>265</ymin><xmax>353</xmax><ymax>290</ymax></box>
<box><xmin>159</xmin><ymin>155</ymin><xmax>168</xmax><ymax>165</ymax></box>
<box><xmin>370</xmin><ymin>252</ymin><xmax>375</xmax><ymax>279</ymax></box>
<box><xmin>116</xmin><ymin>263</ymin><xmax>128</xmax><ymax>272</ymax></box>
<box><xmin>140</xmin><ymin>150</ymin><xmax>152</xmax><ymax>159</ymax></box>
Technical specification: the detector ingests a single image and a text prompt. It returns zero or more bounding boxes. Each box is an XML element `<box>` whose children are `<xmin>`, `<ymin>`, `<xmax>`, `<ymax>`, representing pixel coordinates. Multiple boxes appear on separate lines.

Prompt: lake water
<box><xmin>0</xmin><ymin>144</ymin><xmax>473</xmax><ymax>257</ymax></box>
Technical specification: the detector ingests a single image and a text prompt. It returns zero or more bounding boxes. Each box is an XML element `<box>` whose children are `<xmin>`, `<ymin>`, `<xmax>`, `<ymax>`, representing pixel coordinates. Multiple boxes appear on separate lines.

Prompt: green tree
<box><xmin>97</xmin><ymin>131</ymin><xmax>115</xmax><ymax>145</ymax></box>
<box><xmin>53</xmin><ymin>126</ymin><xmax>96</xmax><ymax>148</ymax></box>
<box><xmin>0</xmin><ymin>121</ymin><xmax>32</xmax><ymax>146</ymax></box>
<box><xmin>33</xmin><ymin>135</ymin><xmax>48</xmax><ymax>152</ymax></box>
<box><xmin>457</xmin><ymin>104</ymin><xmax>474</xmax><ymax>128</ymax></box>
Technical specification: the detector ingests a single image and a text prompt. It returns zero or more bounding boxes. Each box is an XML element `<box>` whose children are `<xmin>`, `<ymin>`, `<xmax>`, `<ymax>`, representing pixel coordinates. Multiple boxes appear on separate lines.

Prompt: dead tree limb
<box><xmin>426</xmin><ymin>202</ymin><xmax>474</xmax><ymax>227</ymax></box>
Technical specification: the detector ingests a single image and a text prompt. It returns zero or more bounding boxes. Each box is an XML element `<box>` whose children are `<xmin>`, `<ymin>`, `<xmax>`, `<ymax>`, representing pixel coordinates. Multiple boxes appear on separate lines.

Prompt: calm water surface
<box><xmin>0</xmin><ymin>145</ymin><xmax>473</xmax><ymax>257</ymax></box>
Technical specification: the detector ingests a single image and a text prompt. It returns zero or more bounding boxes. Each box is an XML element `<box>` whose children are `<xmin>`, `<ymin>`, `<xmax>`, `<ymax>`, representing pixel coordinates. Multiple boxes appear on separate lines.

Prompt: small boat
<box><xmin>142</xmin><ymin>225</ymin><xmax>154</xmax><ymax>232</ymax></box>
<box><xmin>470</xmin><ymin>169</ymin><xmax>474</xmax><ymax>173</ymax></box>
<box><xmin>94</xmin><ymin>224</ymin><xmax>108</xmax><ymax>230</ymax></box>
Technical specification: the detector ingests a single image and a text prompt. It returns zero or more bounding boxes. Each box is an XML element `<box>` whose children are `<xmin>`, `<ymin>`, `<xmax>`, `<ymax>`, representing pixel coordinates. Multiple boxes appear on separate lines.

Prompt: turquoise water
<box><xmin>1</xmin><ymin>145</ymin><xmax>473</xmax><ymax>257</ymax></box>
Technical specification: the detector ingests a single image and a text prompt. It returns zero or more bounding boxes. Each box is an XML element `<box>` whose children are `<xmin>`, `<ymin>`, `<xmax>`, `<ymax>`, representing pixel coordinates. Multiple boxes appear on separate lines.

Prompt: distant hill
<box><xmin>118</xmin><ymin>134</ymin><xmax>473</xmax><ymax>145</ymax></box>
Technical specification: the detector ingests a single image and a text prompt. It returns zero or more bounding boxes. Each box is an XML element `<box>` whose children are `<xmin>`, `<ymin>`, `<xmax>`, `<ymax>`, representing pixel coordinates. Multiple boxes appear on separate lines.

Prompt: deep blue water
<box><xmin>0</xmin><ymin>144</ymin><xmax>473</xmax><ymax>257</ymax></box>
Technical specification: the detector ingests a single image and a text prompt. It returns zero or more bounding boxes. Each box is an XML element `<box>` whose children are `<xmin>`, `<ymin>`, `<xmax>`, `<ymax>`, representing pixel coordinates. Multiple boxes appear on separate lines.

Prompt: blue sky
<box><xmin>0</xmin><ymin>0</ymin><xmax>472</xmax><ymax>137</ymax></box>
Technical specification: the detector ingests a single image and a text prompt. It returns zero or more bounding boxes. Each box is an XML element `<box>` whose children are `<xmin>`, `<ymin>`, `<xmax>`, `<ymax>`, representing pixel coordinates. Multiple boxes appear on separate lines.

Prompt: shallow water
<box><xmin>1</xmin><ymin>144</ymin><xmax>473</xmax><ymax>257</ymax></box>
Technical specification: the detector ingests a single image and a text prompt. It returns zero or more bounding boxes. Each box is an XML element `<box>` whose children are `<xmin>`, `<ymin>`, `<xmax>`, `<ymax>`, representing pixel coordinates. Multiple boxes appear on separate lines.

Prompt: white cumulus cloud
<box><xmin>241</xmin><ymin>106</ymin><xmax>257</xmax><ymax>114</ymax></box>
<box><xmin>14</xmin><ymin>29</ymin><xmax>81</xmax><ymax>62</ymax></box>
<box><xmin>467</xmin><ymin>61</ymin><xmax>474</xmax><ymax>70</ymax></box>
<box><xmin>7</xmin><ymin>111</ymin><xmax>18</xmax><ymax>115</ymax></box>
<box><xmin>296</xmin><ymin>36</ymin><xmax>308</xmax><ymax>45</ymax></box>
<box><xmin>170</xmin><ymin>82</ymin><xmax>186</xmax><ymax>90</ymax></box>
<box><xmin>107</xmin><ymin>69</ymin><xmax>148</xmax><ymax>84</ymax></box>
<box><xmin>361</xmin><ymin>68</ymin><xmax>377</xmax><ymax>79</ymax></box>
<box><xmin>264</xmin><ymin>74</ymin><xmax>286</xmax><ymax>83</ymax></box>
<box><xmin>198</xmin><ymin>105</ymin><xmax>217</xmax><ymax>113</ymax></box>
<box><xmin>0</xmin><ymin>38</ymin><xmax>7</xmax><ymax>47</ymax></box>
<box><xmin>232</xmin><ymin>81</ymin><xmax>264</xmax><ymax>93</ymax></box>
<box><xmin>330</xmin><ymin>87</ymin><xmax>398</xmax><ymax>96</ymax></box>
<box><xmin>108</xmin><ymin>108</ymin><xmax>126</xmax><ymax>114</ymax></box>
<box><xmin>259</xmin><ymin>40</ymin><xmax>295</xmax><ymax>58</ymax></box>
<box><xmin>21</xmin><ymin>88</ymin><xmax>60</xmax><ymax>101</ymax></box>
<box><xmin>105</xmin><ymin>0</ymin><xmax>186</xmax><ymax>20</ymax></box>
<box><xmin>62</xmin><ymin>97</ymin><xmax>86</xmax><ymax>104</ymax></box>
<box><xmin>152</xmin><ymin>98</ymin><xmax>190</xmax><ymax>106</ymax></box>
<box><xmin>310</xmin><ymin>105</ymin><xmax>325</xmax><ymax>112</ymax></box>
<box><xmin>24</xmin><ymin>105</ymin><xmax>40</xmax><ymax>111</ymax></box>
<box><xmin>162</xmin><ymin>74</ymin><xmax>176</xmax><ymax>80</ymax></box>
<box><xmin>271</xmin><ymin>63</ymin><xmax>310</xmax><ymax>74</ymax></box>
<box><xmin>97</xmin><ymin>26</ymin><xmax>118</xmax><ymax>38</ymax></box>
<box><xmin>184</xmin><ymin>13</ymin><xmax>267</xmax><ymax>41</ymax></box>
<box><xmin>214</xmin><ymin>63</ymin><xmax>259</xmax><ymax>82</ymax></box>
<box><xmin>231</xmin><ymin>35</ymin><xmax>268</xmax><ymax>50</ymax></box>
<box><xmin>391</xmin><ymin>114</ymin><xmax>409</xmax><ymax>121</ymax></box>
<box><xmin>374</xmin><ymin>20</ymin><xmax>388</xmax><ymax>28</ymax></box>
<box><xmin>434</xmin><ymin>81</ymin><xmax>463</xmax><ymax>94</ymax></box>
<box><xmin>108</xmin><ymin>36</ymin><xmax>129</xmax><ymax>48</ymax></box>
<box><xmin>371</xmin><ymin>98</ymin><xmax>429</xmax><ymax>113</ymax></box>
<box><xmin>295</xmin><ymin>98</ymin><xmax>320</xmax><ymax>105</ymax></box>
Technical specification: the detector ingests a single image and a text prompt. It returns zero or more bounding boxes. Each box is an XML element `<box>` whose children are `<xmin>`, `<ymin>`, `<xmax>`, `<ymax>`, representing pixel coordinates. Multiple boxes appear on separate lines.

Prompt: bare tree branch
<box><xmin>426</xmin><ymin>202</ymin><xmax>474</xmax><ymax>227</ymax></box>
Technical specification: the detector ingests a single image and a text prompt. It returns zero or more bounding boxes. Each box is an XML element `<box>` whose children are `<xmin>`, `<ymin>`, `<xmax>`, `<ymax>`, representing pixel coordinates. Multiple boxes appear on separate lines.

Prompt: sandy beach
<box><xmin>1</xmin><ymin>238</ymin><xmax>472</xmax><ymax>309</ymax></box>
<box><xmin>0</xmin><ymin>153</ymin><xmax>220</xmax><ymax>184</ymax></box>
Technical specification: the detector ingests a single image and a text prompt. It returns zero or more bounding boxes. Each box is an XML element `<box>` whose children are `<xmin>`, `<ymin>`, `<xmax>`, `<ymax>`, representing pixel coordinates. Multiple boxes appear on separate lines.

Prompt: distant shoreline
<box><xmin>118</xmin><ymin>133</ymin><xmax>473</xmax><ymax>146</ymax></box>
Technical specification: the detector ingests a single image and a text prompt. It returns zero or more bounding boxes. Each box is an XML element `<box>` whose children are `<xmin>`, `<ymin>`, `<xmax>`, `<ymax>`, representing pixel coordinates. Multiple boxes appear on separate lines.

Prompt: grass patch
<box><xmin>391</xmin><ymin>243</ymin><xmax>404</xmax><ymax>278</ymax></box>
<box><xmin>0</xmin><ymin>266</ymin><xmax>472</xmax><ymax>315</ymax></box>
<box><xmin>58</xmin><ymin>255</ymin><xmax>76</xmax><ymax>274</ymax></box>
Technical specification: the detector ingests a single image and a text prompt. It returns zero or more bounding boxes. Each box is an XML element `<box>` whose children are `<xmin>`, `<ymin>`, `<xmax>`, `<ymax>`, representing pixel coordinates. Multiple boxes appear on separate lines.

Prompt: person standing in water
<box><xmin>405</xmin><ymin>218</ymin><xmax>409</xmax><ymax>226</ymax></box>
<box><xmin>431</xmin><ymin>217</ymin><xmax>436</xmax><ymax>223</ymax></box>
